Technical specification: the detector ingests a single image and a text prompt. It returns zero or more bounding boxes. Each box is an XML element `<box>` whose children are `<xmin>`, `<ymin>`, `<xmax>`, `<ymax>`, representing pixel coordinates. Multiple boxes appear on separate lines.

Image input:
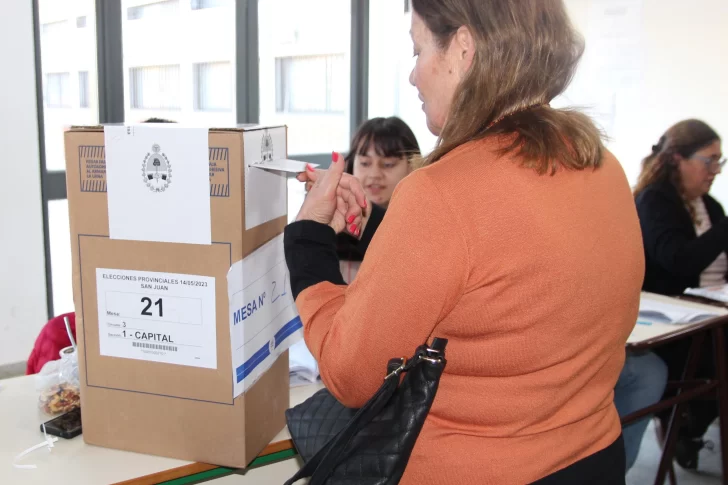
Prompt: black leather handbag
<box><xmin>283</xmin><ymin>338</ymin><xmax>448</xmax><ymax>485</ymax></box>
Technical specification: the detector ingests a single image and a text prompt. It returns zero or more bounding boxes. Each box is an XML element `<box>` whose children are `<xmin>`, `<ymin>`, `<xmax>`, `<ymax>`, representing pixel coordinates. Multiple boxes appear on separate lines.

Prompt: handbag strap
<box><xmin>284</xmin><ymin>340</ymin><xmax>448</xmax><ymax>485</ymax></box>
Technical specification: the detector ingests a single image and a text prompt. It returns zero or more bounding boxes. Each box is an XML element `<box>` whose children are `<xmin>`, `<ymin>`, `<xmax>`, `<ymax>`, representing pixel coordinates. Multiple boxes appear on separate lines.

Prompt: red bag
<box><xmin>26</xmin><ymin>312</ymin><xmax>76</xmax><ymax>375</ymax></box>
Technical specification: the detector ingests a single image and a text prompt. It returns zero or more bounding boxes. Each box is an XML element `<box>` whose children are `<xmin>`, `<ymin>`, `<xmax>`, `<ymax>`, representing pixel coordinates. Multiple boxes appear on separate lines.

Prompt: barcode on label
<box><xmin>133</xmin><ymin>342</ymin><xmax>178</xmax><ymax>352</ymax></box>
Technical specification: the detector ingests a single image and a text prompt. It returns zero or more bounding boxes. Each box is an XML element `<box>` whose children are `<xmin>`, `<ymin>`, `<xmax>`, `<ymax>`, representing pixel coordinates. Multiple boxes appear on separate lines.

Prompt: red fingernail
<box><xmin>306</xmin><ymin>163</ymin><xmax>315</xmax><ymax>172</ymax></box>
<box><xmin>349</xmin><ymin>224</ymin><xmax>357</xmax><ymax>233</ymax></box>
<box><xmin>347</xmin><ymin>215</ymin><xmax>355</xmax><ymax>224</ymax></box>
<box><xmin>355</xmin><ymin>228</ymin><xmax>361</xmax><ymax>237</ymax></box>
<box><xmin>332</xmin><ymin>151</ymin><xmax>339</xmax><ymax>163</ymax></box>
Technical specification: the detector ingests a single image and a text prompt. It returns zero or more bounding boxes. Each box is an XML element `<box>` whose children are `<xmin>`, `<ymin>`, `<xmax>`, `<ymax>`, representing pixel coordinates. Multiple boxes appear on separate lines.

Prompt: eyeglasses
<box><xmin>692</xmin><ymin>155</ymin><xmax>727</xmax><ymax>172</ymax></box>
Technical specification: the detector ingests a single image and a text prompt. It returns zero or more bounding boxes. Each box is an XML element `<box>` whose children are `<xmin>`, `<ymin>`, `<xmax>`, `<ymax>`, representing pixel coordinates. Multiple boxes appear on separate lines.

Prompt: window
<box><xmin>127</xmin><ymin>0</ymin><xmax>179</xmax><ymax>21</ymax></box>
<box><xmin>368</xmin><ymin>0</ymin><xmax>437</xmax><ymax>154</ymax></box>
<box><xmin>38</xmin><ymin>0</ymin><xmax>98</xmax><ymax>170</ymax></box>
<box><xmin>122</xmin><ymin>0</ymin><xmax>235</xmax><ymax>123</ymax></box>
<box><xmin>45</xmin><ymin>73</ymin><xmax>71</xmax><ymax>108</ymax></box>
<box><xmin>191</xmin><ymin>0</ymin><xmax>231</xmax><ymax>10</ymax></box>
<box><xmin>259</xmin><ymin>0</ymin><xmax>351</xmax><ymax>155</ymax></box>
<box><xmin>129</xmin><ymin>65</ymin><xmax>181</xmax><ymax>110</ymax></box>
<box><xmin>37</xmin><ymin>0</ymin><xmax>99</xmax><ymax>318</ymax></box>
<box><xmin>79</xmin><ymin>71</ymin><xmax>89</xmax><ymax>108</ymax></box>
<box><xmin>275</xmin><ymin>55</ymin><xmax>346</xmax><ymax>114</ymax></box>
<box><xmin>193</xmin><ymin>62</ymin><xmax>232</xmax><ymax>111</ymax></box>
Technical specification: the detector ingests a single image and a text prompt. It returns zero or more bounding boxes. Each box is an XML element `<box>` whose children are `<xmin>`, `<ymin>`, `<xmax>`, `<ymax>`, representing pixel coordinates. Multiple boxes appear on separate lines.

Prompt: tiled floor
<box><xmin>628</xmin><ymin>420</ymin><xmax>723</xmax><ymax>484</ymax></box>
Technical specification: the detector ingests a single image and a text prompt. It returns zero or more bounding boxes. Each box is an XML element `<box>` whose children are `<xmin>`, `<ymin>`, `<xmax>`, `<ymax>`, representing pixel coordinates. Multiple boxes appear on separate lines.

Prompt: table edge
<box><xmin>628</xmin><ymin>312</ymin><xmax>728</xmax><ymax>349</ymax></box>
<box><xmin>110</xmin><ymin>439</ymin><xmax>295</xmax><ymax>485</ymax></box>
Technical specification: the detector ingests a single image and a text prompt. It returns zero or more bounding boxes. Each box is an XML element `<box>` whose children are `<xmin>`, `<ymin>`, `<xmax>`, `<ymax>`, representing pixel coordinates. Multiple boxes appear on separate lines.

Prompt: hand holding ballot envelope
<box><xmin>295</xmin><ymin>151</ymin><xmax>371</xmax><ymax>237</ymax></box>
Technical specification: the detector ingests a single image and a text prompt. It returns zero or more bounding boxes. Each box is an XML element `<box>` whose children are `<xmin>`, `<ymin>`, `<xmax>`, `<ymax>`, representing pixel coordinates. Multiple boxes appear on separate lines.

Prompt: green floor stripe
<box><xmin>249</xmin><ymin>448</ymin><xmax>297</xmax><ymax>468</ymax></box>
<box><xmin>159</xmin><ymin>449</ymin><xmax>298</xmax><ymax>484</ymax></box>
<box><xmin>160</xmin><ymin>467</ymin><xmax>234</xmax><ymax>485</ymax></box>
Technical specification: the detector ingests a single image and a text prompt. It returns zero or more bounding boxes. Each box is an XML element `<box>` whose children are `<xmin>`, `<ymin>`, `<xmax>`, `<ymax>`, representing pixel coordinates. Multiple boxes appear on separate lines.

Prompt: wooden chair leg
<box><xmin>668</xmin><ymin>464</ymin><xmax>676</xmax><ymax>485</ymax></box>
<box><xmin>711</xmin><ymin>326</ymin><xmax>728</xmax><ymax>485</ymax></box>
<box><xmin>654</xmin><ymin>416</ymin><xmax>679</xmax><ymax>485</ymax></box>
<box><xmin>655</xmin><ymin>333</ymin><xmax>706</xmax><ymax>485</ymax></box>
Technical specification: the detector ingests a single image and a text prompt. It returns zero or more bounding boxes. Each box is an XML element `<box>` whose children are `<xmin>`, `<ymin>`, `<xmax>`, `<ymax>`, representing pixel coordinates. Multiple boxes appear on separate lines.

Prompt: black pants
<box><xmin>532</xmin><ymin>435</ymin><xmax>626</xmax><ymax>485</ymax></box>
<box><xmin>654</xmin><ymin>336</ymin><xmax>720</xmax><ymax>438</ymax></box>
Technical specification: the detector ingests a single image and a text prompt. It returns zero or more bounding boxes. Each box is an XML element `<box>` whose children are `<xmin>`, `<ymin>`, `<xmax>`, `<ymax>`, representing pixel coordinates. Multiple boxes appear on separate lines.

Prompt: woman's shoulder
<box><xmin>635</xmin><ymin>181</ymin><xmax>678</xmax><ymax>207</ymax></box>
<box><xmin>433</xmin><ymin>136</ymin><xmax>508</xmax><ymax>165</ymax></box>
<box><xmin>416</xmin><ymin>137</ymin><xmax>512</xmax><ymax>181</ymax></box>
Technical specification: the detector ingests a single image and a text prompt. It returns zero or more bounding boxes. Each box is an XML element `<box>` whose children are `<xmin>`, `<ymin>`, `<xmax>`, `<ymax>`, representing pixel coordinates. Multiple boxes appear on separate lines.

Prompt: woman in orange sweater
<box><xmin>285</xmin><ymin>0</ymin><xmax>643</xmax><ymax>483</ymax></box>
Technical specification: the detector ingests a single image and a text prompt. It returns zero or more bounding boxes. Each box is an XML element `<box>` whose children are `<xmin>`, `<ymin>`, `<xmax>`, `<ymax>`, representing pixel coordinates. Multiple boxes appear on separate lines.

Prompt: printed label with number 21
<box><xmin>95</xmin><ymin>268</ymin><xmax>217</xmax><ymax>369</ymax></box>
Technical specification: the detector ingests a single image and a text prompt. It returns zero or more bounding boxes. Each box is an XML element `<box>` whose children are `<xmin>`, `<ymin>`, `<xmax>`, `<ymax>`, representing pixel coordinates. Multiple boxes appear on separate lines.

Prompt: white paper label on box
<box><xmin>104</xmin><ymin>125</ymin><xmax>212</xmax><ymax>245</ymax></box>
<box><xmin>244</xmin><ymin>128</ymin><xmax>288</xmax><ymax>230</ymax></box>
<box><xmin>96</xmin><ymin>268</ymin><xmax>217</xmax><ymax>369</ymax></box>
<box><xmin>228</xmin><ymin>234</ymin><xmax>302</xmax><ymax>397</ymax></box>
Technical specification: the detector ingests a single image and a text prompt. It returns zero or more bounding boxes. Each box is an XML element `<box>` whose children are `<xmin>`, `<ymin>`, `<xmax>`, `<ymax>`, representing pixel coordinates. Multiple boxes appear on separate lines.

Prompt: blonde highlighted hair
<box><xmin>412</xmin><ymin>0</ymin><xmax>604</xmax><ymax>174</ymax></box>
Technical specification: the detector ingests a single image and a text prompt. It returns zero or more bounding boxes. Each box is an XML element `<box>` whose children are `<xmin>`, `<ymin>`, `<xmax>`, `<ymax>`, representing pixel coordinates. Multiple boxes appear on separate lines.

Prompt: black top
<box><xmin>285</xmin><ymin>204</ymin><xmax>386</xmax><ymax>300</ymax></box>
<box><xmin>335</xmin><ymin>204</ymin><xmax>386</xmax><ymax>262</ymax></box>
<box><xmin>636</xmin><ymin>180</ymin><xmax>728</xmax><ymax>296</ymax></box>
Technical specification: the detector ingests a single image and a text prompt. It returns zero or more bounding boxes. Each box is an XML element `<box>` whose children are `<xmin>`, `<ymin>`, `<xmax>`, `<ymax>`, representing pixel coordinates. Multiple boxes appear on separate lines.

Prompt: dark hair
<box><xmin>143</xmin><ymin>117</ymin><xmax>176</xmax><ymax>123</ymax></box>
<box><xmin>635</xmin><ymin>119</ymin><xmax>720</xmax><ymax>197</ymax></box>
<box><xmin>411</xmin><ymin>0</ymin><xmax>603</xmax><ymax>174</ymax></box>
<box><xmin>634</xmin><ymin>119</ymin><xmax>720</xmax><ymax>214</ymax></box>
<box><xmin>344</xmin><ymin>117</ymin><xmax>421</xmax><ymax>174</ymax></box>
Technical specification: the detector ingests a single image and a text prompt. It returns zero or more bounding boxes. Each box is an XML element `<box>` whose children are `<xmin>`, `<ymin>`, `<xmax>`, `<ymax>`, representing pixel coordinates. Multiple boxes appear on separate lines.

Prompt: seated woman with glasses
<box><xmin>634</xmin><ymin>118</ymin><xmax>727</xmax><ymax>470</ymax></box>
<box><xmin>635</xmin><ymin>119</ymin><xmax>727</xmax><ymax>296</ymax></box>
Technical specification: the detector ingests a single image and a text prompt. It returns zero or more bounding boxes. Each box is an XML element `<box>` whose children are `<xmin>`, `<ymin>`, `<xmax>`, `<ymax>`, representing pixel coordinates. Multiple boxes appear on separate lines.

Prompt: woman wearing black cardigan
<box><xmin>634</xmin><ymin>119</ymin><xmax>727</xmax><ymax>470</ymax></box>
<box><xmin>335</xmin><ymin>117</ymin><xmax>420</xmax><ymax>282</ymax></box>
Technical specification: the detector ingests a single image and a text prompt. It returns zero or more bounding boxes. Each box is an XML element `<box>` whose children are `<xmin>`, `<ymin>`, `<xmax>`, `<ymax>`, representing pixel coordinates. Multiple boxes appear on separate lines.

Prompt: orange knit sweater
<box><xmin>296</xmin><ymin>138</ymin><xmax>644</xmax><ymax>484</ymax></box>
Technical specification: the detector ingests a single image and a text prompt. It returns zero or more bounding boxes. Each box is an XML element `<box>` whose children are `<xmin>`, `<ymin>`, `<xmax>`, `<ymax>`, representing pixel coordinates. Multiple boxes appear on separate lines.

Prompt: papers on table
<box><xmin>638</xmin><ymin>293</ymin><xmax>722</xmax><ymax>325</ymax></box>
<box><xmin>289</xmin><ymin>340</ymin><xmax>320</xmax><ymax>388</ymax></box>
<box><xmin>629</xmin><ymin>292</ymin><xmax>728</xmax><ymax>344</ymax></box>
<box><xmin>685</xmin><ymin>284</ymin><xmax>728</xmax><ymax>304</ymax></box>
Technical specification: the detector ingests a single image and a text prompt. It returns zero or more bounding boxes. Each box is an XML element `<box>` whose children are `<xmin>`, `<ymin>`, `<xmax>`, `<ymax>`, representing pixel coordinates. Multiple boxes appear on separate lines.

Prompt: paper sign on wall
<box><xmin>244</xmin><ymin>128</ymin><xmax>288</xmax><ymax>230</ymax></box>
<box><xmin>105</xmin><ymin>125</ymin><xmax>212</xmax><ymax>245</ymax></box>
<box><xmin>228</xmin><ymin>234</ymin><xmax>302</xmax><ymax>397</ymax></box>
<box><xmin>96</xmin><ymin>268</ymin><xmax>217</xmax><ymax>369</ymax></box>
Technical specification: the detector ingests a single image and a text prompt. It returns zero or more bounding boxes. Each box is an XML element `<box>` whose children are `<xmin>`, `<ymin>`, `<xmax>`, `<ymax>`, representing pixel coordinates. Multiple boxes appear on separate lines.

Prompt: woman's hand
<box><xmin>295</xmin><ymin>152</ymin><xmax>370</xmax><ymax>236</ymax></box>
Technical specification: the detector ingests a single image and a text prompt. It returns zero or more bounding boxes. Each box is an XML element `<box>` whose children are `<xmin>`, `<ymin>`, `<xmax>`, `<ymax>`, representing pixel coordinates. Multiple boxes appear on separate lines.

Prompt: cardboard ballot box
<box><xmin>64</xmin><ymin>124</ymin><xmax>302</xmax><ymax>467</ymax></box>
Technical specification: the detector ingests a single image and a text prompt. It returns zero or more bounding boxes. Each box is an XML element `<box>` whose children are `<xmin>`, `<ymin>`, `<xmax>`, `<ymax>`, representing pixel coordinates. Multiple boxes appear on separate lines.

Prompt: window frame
<box><xmin>79</xmin><ymin>70</ymin><xmax>90</xmax><ymax>108</ymax></box>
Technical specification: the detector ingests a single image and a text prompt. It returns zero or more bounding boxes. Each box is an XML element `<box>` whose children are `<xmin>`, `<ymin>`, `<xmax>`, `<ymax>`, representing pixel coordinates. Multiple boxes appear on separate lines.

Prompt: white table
<box><xmin>0</xmin><ymin>375</ymin><xmax>321</xmax><ymax>484</ymax></box>
<box><xmin>628</xmin><ymin>292</ymin><xmax>728</xmax><ymax>345</ymax></box>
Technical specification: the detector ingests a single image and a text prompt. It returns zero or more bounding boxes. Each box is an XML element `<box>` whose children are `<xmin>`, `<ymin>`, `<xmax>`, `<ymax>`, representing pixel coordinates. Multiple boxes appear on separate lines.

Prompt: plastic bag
<box><xmin>35</xmin><ymin>346</ymin><xmax>80</xmax><ymax>415</ymax></box>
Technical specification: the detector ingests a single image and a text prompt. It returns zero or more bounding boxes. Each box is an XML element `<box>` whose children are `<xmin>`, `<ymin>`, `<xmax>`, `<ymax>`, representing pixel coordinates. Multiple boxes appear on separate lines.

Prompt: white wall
<box><xmin>0</xmin><ymin>2</ymin><xmax>48</xmax><ymax>366</ymax></box>
<box><xmin>562</xmin><ymin>0</ymin><xmax>728</xmax><ymax>206</ymax></box>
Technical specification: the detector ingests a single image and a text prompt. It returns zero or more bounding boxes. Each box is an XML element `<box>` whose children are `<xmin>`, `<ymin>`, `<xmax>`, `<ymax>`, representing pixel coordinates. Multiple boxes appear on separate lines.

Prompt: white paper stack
<box><xmin>289</xmin><ymin>340</ymin><xmax>320</xmax><ymax>387</ymax></box>
<box><xmin>685</xmin><ymin>285</ymin><xmax>728</xmax><ymax>304</ymax></box>
<box><xmin>638</xmin><ymin>292</ymin><xmax>723</xmax><ymax>325</ymax></box>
